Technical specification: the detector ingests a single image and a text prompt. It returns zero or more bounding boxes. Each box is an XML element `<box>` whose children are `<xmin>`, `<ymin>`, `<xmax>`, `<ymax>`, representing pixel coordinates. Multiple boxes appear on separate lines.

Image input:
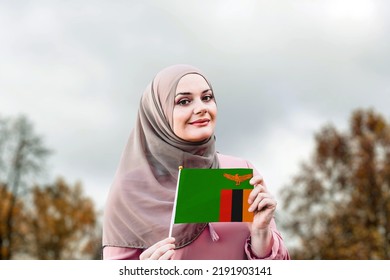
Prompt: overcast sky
<box><xmin>1</xmin><ymin>0</ymin><xmax>390</xmax><ymax>215</ymax></box>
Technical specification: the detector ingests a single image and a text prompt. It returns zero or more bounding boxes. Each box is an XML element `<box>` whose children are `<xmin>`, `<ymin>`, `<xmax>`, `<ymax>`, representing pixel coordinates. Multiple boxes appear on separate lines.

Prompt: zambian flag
<box><xmin>173</xmin><ymin>168</ymin><xmax>254</xmax><ymax>224</ymax></box>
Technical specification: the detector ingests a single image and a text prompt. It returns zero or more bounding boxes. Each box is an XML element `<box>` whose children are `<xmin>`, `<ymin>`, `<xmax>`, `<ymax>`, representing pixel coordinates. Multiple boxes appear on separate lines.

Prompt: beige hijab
<box><xmin>103</xmin><ymin>64</ymin><xmax>219</xmax><ymax>249</ymax></box>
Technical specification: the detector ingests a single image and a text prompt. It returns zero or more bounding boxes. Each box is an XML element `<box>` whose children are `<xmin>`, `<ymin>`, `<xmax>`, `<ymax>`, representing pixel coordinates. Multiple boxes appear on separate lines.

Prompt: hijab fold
<box><xmin>103</xmin><ymin>64</ymin><xmax>219</xmax><ymax>249</ymax></box>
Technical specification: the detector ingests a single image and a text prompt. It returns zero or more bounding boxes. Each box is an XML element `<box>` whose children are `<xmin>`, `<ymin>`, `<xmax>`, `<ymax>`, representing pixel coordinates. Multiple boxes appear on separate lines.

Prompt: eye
<box><xmin>202</xmin><ymin>94</ymin><xmax>214</xmax><ymax>102</ymax></box>
<box><xmin>176</xmin><ymin>98</ymin><xmax>191</xmax><ymax>106</ymax></box>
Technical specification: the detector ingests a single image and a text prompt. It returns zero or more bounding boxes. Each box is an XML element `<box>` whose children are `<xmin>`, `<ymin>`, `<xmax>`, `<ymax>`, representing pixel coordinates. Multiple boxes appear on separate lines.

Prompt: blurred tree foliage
<box><xmin>25</xmin><ymin>178</ymin><xmax>100</xmax><ymax>259</ymax></box>
<box><xmin>0</xmin><ymin>115</ymin><xmax>101</xmax><ymax>259</ymax></box>
<box><xmin>0</xmin><ymin>183</ymin><xmax>27</xmax><ymax>259</ymax></box>
<box><xmin>280</xmin><ymin>108</ymin><xmax>390</xmax><ymax>259</ymax></box>
<box><xmin>0</xmin><ymin>115</ymin><xmax>50</xmax><ymax>259</ymax></box>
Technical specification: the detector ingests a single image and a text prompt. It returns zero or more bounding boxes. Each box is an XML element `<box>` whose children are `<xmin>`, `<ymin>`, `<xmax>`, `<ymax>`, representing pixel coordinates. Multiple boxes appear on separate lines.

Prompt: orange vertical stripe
<box><xmin>242</xmin><ymin>189</ymin><xmax>253</xmax><ymax>222</ymax></box>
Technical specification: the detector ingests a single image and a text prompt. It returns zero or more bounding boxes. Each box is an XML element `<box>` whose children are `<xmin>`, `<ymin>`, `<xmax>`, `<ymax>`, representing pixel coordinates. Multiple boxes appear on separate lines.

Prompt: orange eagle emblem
<box><xmin>223</xmin><ymin>173</ymin><xmax>253</xmax><ymax>186</ymax></box>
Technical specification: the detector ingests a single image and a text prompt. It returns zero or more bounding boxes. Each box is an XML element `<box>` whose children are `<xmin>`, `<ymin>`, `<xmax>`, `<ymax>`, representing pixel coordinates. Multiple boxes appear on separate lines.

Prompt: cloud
<box><xmin>1</xmin><ymin>0</ymin><xmax>389</xmax><ymax>211</ymax></box>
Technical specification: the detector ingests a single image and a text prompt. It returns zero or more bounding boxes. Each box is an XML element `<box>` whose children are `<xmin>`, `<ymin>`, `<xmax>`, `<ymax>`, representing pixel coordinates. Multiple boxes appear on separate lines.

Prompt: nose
<box><xmin>193</xmin><ymin>106</ymin><xmax>207</xmax><ymax>115</ymax></box>
<box><xmin>192</xmin><ymin>97</ymin><xmax>208</xmax><ymax>114</ymax></box>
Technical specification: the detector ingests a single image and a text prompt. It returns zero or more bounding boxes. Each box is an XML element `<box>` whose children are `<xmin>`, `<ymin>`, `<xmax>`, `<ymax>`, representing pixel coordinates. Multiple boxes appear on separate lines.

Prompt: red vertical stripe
<box><xmin>219</xmin><ymin>189</ymin><xmax>232</xmax><ymax>222</ymax></box>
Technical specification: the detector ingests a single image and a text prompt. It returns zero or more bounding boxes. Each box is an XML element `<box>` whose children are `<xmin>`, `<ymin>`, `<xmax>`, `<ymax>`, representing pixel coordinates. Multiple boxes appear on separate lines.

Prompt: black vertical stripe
<box><xmin>231</xmin><ymin>189</ymin><xmax>243</xmax><ymax>222</ymax></box>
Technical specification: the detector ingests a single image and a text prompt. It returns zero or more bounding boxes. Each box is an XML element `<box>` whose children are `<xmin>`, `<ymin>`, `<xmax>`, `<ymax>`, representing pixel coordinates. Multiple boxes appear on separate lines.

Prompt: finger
<box><xmin>141</xmin><ymin>242</ymin><xmax>175</xmax><ymax>260</ymax></box>
<box><xmin>148</xmin><ymin>243</ymin><xmax>176</xmax><ymax>260</ymax></box>
<box><xmin>141</xmin><ymin>238</ymin><xmax>172</xmax><ymax>258</ymax></box>
<box><xmin>248</xmin><ymin>192</ymin><xmax>270</xmax><ymax>212</ymax></box>
<box><xmin>159</xmin><ymin>249</ymin><xmax>175</xmax><ymax>260</ymax></box>
<box><xmin>255</xmin><ymin>197</ymin><xmax>277</xmax><ymax>212</ymax></box>
<box><xmin>248</xmin><ymin>184</ymin><xmax>267</xmax><ymax>204</ymax></box>
<box><xmin>248</xmin><ymin>197</ymin><xmax>276</xmax><ymax>212</ymax></box>
<box><xmin>149</xmin><ymin>237</ymin><xmax>175</xmax><ymax>252</ymax></box>
<box><xmin>249</xmin><ymin>175</ymin><xmax>264</xmax><ymax>186</ymax></box>
<box><xmin>140</xmin><ymin>237</ymin><xmax>175</xmax><ymax>260</ymax></box>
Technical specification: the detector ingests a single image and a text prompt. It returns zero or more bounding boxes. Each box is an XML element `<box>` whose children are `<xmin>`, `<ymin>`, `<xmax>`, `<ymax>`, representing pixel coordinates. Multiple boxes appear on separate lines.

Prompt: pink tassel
<box><xmin>208</xmin><ymin>223</ymin><xmax>219</xmax><ymax>242</ymax></box>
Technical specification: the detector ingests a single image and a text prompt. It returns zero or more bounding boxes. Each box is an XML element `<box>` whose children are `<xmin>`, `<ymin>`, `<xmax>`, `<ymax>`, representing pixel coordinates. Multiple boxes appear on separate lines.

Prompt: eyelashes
<box><xmin>177</xmin><ymin>99</ymin><xmax>191</xmax><ymax>106</ymax></box>
<box><xmin>175</xmin><ymin>94</ymin><xmax>214</xmax><ymax>106</ymax></box>
<box><xmin>202</xmin><ymin>94</ymin><xmax>214</xmax><ymax>102</ymax></box>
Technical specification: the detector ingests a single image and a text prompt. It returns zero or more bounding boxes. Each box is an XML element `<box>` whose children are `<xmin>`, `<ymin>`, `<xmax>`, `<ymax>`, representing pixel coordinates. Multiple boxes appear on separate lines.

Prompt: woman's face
<box><xmin>173</xmin><ymin>74</ymin><xmax>217</xmax><ymax>142</ymax></box>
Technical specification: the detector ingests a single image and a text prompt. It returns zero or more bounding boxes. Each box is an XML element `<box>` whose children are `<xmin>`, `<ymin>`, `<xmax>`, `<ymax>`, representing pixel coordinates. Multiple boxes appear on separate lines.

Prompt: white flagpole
<box><xmin>168</xmin><ymin>166</ymin><xmax>183</xmax><ymax>238</ymax></box>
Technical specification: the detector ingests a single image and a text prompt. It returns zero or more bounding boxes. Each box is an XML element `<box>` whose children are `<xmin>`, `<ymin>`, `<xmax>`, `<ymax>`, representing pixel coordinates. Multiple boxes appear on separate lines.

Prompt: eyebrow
<box><xmin>175</xmin><ymin>89</ymin><xmax>212</xmax><ymax>97</ymax></box>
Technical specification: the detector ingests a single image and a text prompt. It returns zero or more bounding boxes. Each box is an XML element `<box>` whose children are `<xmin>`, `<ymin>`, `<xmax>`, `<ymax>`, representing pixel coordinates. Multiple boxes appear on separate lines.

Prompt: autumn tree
<box><xmin>280</xmin><ymin>108</ymin><xmax>390</xmax><ymax>259</ymax></box>
<box><xmin>0</xmin><ymin>183</ymin><xmax>27</xmax><ymax>259</ymax></box>
<box><xmin>25</xmin><ymin>178</ymin><xmax>99</xmax><ymax>260</ymax></box>
<box><xmin>0</xmin><ymin>115</ymin><xmax>50</xmax><ymax>259</ymax></box>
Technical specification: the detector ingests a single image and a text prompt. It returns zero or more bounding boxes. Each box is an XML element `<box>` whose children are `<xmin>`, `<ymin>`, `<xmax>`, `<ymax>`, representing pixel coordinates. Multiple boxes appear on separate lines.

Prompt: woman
<box><xmin>102</xmin><ymin>64</ymin><xmax>290</xmax><ymax>260</ymax></box>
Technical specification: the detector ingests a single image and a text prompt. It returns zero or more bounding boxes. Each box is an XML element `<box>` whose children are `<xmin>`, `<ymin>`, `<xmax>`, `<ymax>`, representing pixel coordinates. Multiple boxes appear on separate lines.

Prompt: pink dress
<box><xmin>103</xmin><ymin>154</ymin><xmax>290</xmax><ymax>260</ymax></box>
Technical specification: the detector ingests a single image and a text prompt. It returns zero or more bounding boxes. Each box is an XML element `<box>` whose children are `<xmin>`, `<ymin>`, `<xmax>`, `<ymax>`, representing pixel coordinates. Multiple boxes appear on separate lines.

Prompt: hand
<box><xmin>247</xmin><ymin>175</ymin><xmax>276</xmax><ymax>231</ymax></box>
<box><xmin>139</xmin><ymin>237</ymin><xmax>176</xmax><ymax>260</ymax></box>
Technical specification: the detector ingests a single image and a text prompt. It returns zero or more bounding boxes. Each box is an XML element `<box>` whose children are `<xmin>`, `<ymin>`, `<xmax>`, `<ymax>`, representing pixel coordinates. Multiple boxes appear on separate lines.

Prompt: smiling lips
<box><xmin>189</xmin><ymin>118</ymin><xmax>210</xmax><ymax>126</ymax></box>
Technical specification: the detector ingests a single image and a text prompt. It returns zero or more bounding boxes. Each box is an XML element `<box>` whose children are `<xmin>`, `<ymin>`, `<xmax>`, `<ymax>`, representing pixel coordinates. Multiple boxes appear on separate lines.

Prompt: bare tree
<box><xmin>280</xmin><ymin>108</ymin><xmax>390</xmax><ymax>259</ymax></box>
<box><xmin>0</xmin><ymin>115</ymin><xmax>50</xmax><ymax>259</ymax></box>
